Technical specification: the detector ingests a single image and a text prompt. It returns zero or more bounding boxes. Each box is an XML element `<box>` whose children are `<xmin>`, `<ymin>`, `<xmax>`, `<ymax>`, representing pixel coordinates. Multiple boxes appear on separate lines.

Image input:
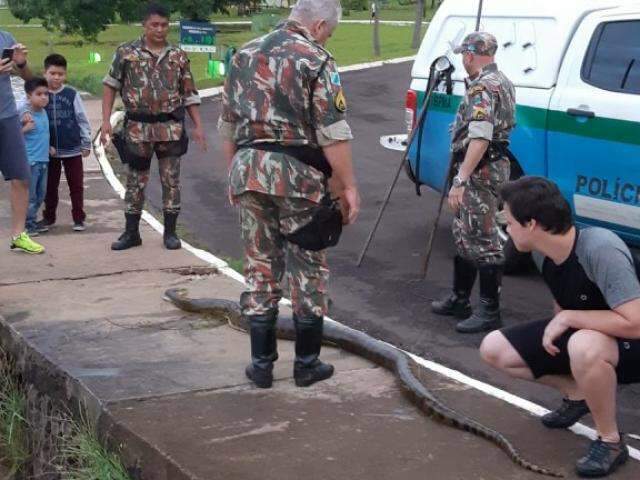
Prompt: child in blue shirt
<box><xmin>19</xmin><ymin>77</ymin><xmax>53</xmax><ymax>236</ymax></box>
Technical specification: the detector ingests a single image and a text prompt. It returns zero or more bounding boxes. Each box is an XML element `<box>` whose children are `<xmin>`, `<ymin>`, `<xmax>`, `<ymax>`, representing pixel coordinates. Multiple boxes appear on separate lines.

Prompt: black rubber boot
<box><xmin>163</xmin><ymin>212</ymin><xmax>182</xmax><ymax>250</ymax></box>
<box><xmin>245</xmin><ymin>311</ymin><xmax>279</xmax><ymax>389</ymax></box>
<box><xmin>293</xmin><ymin>314</ymin><xmax>334</xmax><ymax>387</ymax></box>
<box><xmin>431</xmin><ymin>256</ymin><xmax>477</xmax><ymax>319</ymax></box>
<box><xmin>456</xmin><ymin>264</ymin><xmax>503</xmax><ymax>333</ymax></box>
<box><xmin>111</xmin><ymin>213</ymin><xmax>142</xmax><ymax>251</ymax></box>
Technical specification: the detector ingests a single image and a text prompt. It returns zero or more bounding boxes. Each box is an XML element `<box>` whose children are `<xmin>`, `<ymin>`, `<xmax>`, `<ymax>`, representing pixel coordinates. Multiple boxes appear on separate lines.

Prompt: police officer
<box><xmin>219</xmin><ymin>0</ymin><xmax>360</xmax><ymax>389</ymax></box>
<box><xmin>101</xmin><ymin>2</ymin><xmax>207</xmax><ymax>251</ymax></box>
<box><xmin>431</xmin><ymin>32</ymin><xmax>516</xmax><ymax>334</ymax></box>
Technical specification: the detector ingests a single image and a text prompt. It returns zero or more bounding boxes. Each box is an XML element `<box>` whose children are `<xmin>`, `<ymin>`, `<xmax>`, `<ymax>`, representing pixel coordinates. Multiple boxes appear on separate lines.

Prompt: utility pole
<box><xmin>372</xmin><ymin>1</ymin><xmax>381</xmax><ymax>57</ymax></box>
<box><xmin>412</xmin><ymin>0</ymin><xmax>425</xmax><ymax>49</ymax></box>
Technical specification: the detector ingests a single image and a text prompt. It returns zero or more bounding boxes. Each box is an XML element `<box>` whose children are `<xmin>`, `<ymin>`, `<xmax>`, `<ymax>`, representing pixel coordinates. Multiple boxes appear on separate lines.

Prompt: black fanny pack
<box><xmin>238</xmin><ymin>142</ymin><xmax>332</xmax><ymax>178</ymax></box>
<box><xmin>239</xmin><ymin>142</ymin><xmax>341</xmax><ymax>251</ymax></box>
<box><xmin>286</xmin><ymin>194</ymin><xmax>343</xmax><ymax>251</ymax></box>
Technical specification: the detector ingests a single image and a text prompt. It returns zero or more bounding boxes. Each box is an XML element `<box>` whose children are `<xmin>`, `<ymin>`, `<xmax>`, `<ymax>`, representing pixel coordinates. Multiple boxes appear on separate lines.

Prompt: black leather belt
<box><xmin>125</xmin><ymin>107</ymin><xmax>185</xmax><ymax>124</ymax></box>
<box><xmin>238</xmin><ymin>142</ymin><xmax>332</xmax><ymax>177</ymax></box>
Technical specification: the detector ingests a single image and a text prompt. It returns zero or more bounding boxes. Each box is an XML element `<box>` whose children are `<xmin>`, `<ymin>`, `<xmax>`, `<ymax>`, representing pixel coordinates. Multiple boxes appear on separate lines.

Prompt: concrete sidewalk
<box><xmin>0</xmin><ymin>100</ymin><xmax>638</xmax><ymax>479</ymax></box>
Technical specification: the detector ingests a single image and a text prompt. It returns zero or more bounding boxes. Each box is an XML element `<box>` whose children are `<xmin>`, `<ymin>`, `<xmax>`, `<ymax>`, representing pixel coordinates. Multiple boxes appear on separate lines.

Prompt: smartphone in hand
<box><xmin>2</xmin><ymin>48</ymin><xmax>14</xmax><ymax>60</ymax></box>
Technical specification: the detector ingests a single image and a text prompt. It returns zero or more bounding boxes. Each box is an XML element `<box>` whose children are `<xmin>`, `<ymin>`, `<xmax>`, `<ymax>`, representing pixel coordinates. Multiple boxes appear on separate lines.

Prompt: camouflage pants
<box><xmin>124</xmin><ymin>141</ymin><xmax>181</xmax><ymax>215</ymax></box>
<box><xmin>452</xmin><ymin>157</ymin><xmax>510</xmax><ymax>266</ymax></box>
<box><xmin>237</xmin><ymin>191</ymin><xmax>329</xmax><ymax>318</ymax></box>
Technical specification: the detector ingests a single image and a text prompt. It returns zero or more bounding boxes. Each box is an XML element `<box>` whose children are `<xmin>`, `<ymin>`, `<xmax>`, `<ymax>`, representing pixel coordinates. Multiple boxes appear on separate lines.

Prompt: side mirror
<box><xmin>433</xmin><ymin>55</ymin><xmax>454</xmax><ymax>74</ymax></box>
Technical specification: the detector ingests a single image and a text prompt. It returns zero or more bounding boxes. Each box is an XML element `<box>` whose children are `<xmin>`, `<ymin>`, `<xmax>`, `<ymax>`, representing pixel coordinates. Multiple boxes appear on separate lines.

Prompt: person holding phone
<box><xmin>0</xmin><ymin>30</ymin><xmax>44</xmax><ymax>254</ymax></box>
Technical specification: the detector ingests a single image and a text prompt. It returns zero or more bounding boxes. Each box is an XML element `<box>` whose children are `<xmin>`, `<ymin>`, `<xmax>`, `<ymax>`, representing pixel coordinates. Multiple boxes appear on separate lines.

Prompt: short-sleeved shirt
<box><xmin>18</xmin><ymin>103</ymin><xmax>49</xmax><ymax>165</ymax></box>
<box><xmin>0</xmin><ymin>30</ymin><xmax>17</xmax><ymax>120</ymax></box>
<box><xmin>103</xmin><ymin>37</ymin><xmax>201</xmax><ymax>143</ymax></box>
<box><xmin>533</xmin><ymin>227</ymin><xmax>640</xmax><ymax>310</ymax></box>
<box><xmin>451</xmin><ymin>63</ymin><xmax>515</xmax><ymax>153</ymax></box>
<box><xmin>219</xmin><ymin>20</ymin><xmax>353</xmax><ymax>203</ymax></box>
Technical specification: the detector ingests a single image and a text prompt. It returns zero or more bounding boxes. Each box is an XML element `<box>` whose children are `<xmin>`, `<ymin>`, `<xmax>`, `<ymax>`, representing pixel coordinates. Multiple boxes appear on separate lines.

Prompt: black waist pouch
<box><xmin>239</xmin><ymin>142</ymin><xmax>340</xmax><ymax>250</ymax></box>
<box><xmin>112</xmin><ymin>130</ymin><xmax>129</xmax><ymax>165</ymax></box>
<box><xmin>286</xmin><ymin>195</ymin><xmax>343</xmax><ymax>251</ymax></box>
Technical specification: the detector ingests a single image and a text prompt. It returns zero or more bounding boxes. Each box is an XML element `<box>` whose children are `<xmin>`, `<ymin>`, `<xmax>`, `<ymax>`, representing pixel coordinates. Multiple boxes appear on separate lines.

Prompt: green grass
<box><xmin>0</xmin><ymin>371</ymin><xmax>28</xmax><ymax>477</ymax></box>
<box><xmin>223</xmin><ymin>256</ymin><xmax>244</xmax><ymax>275</ymax></box>
<box><xmin>4</xmin><ymin>23</ymin><xmax>421</xmax><ymax>95</ymax></box>
<box><xmin>1</xmin><ymin>4</ymin><xmax>430</xmax><ymax>95</ymax></box>
<box><xmin>62</xmin><ymin>416</ymin><xmax>131</xmax><ymax>480</ymax></box>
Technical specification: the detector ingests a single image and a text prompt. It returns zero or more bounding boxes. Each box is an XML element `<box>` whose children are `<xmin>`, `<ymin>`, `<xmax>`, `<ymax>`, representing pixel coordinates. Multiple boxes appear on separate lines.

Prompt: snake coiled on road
<box><xmin>164</xmin><ymin>287</ymin><xmax>563</xmax><ymax>477</ymax></box>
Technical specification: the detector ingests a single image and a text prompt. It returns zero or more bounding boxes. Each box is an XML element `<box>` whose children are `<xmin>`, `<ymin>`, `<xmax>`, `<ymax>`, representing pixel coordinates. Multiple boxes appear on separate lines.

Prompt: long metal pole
<box><xmin>357</xmin><ymin>77</ymin><xmax>440</xmax><ymax>267</ymax></box>
<box><xmin>420</xmin><ymin>154</ymin><xmax>454</xmax><ymax>278</ymax></box>
<box><xmin>475</xmin><ymin>0</ymin><xmax>483</xmax><ymax>31</ymax></box>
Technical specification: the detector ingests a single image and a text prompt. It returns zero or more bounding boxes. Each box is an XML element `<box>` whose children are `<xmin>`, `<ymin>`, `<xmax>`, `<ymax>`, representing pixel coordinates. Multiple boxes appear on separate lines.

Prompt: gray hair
<box><xmin>290</xmin><ymin>0</ymin><xmax>342</xmax><ymax>29</ymax></box>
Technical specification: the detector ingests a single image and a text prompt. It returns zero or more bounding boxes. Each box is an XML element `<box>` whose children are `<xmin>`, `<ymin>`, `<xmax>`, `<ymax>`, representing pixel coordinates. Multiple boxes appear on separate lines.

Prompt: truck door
<box><xmin>547</xmin><ymin>11</ymin><xmax>640</xmax><ymax>246</ymax></box>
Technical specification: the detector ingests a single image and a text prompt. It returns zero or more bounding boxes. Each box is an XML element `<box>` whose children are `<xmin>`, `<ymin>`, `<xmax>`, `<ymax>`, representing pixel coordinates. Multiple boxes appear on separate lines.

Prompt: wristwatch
<box><xmin>452</xmin><ymin>175</ymin><xmax>468</xmax><ymax>188</ymax></box>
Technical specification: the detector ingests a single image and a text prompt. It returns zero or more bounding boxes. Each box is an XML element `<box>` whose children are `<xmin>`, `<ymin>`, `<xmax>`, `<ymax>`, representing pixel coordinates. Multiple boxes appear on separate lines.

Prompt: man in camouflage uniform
<box><xmin>219</xmin><ymin>0</ymin><xmax>360</xmax><ymax>389</ymax></box>
<box><xmin>431</xmin><ymin>32</ymin><xmax>516</xmax><ymax>334</ymax></box>
<box><xmin>101</xmin><ymin>2</ymin><xmax>206</xmax><ymax>251</ymax></box>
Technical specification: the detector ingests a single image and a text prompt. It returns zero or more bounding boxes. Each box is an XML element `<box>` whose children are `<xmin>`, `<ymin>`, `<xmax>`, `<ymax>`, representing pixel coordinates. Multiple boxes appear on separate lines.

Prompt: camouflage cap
<box><xmin>453</xmin><ymin>32</ymin><xmax>498</xmax><ymax>56</ymax></box>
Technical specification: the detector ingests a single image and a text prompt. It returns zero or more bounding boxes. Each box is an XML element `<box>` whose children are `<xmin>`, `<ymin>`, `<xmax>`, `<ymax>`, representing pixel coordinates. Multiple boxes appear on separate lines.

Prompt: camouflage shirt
<box><xmin>219</xmin><ymin>20</ymin><xmax>354</xmax><ymax>203</ymax></box>
<box><xmin>103</xmin><ymin>37</ymin><xmax>201</xmax><ymax>143</ymax></box>
<box><xmin>451</xmin><ymin>63</ymin><xmax>515</xmax><ymax>153</ymax></box>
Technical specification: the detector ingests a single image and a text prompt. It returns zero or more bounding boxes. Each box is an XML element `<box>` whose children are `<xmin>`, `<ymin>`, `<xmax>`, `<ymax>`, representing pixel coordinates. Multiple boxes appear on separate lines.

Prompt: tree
<box><xmin>8</xmin><ymin>0</ymin><xmax>229</xmax><ymax>41</ymax></box>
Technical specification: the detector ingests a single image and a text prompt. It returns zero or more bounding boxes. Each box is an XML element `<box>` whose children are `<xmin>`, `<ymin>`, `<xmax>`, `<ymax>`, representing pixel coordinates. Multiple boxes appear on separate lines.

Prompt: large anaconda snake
<box><xmin>165</xmin><ymin>288</ymin><xmax>563</xmax><ymax>477</ymax></box>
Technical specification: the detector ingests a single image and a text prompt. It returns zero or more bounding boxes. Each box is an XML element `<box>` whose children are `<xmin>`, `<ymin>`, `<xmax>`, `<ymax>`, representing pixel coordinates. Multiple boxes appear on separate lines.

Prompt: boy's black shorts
<box><xmin>501</xmin><ymin>319</ymin><xmax>640</xmax><ymax>384</ymax></box>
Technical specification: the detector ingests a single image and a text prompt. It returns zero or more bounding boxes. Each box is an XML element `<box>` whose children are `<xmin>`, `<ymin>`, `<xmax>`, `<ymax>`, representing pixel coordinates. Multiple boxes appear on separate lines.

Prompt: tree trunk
<box><xmin>412</xmin><ymin>0</ymin><xmax>425</xmax><ymax>49</ymax></box>
<box><xmin>373</xmin><ymin>1</ymin><xmax>381</xmax><ymax>57</ymax></box>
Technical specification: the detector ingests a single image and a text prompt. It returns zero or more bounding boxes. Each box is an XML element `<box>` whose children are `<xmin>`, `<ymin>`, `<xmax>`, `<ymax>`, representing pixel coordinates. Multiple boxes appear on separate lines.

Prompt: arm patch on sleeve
<box><xmin>334</xmin><ymin>89</ymin><xmax>347</xmax><ymax>113</ymax></box>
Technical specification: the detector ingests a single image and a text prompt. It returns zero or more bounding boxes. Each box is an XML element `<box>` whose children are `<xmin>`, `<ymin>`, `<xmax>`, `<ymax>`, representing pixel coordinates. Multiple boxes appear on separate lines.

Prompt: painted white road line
<box><xmin>93</xmin><ymin>86</ymin><xmax>640</xmax><ymax>466</ymax></box>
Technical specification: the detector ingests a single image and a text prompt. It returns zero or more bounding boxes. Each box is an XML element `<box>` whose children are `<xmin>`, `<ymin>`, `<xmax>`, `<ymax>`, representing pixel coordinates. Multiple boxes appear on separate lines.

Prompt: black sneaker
<box><xmin>542</xmin><ymin>398</ymin><xmax>590</xmax><ymax>429</ymax></box>
<box><xmin>576</xmin><ymin>437</ymin><xmax>628</xmax><ymax>477</ymax></box>
<box><xmin>35</xmin><ymin>220</ymin><xmax>49</xmax><ymax>233</ymax></box>
<box><xmin>73</xmin><ymin>222</ymin><xmax>86</xmax><ymax>232</ymax></box>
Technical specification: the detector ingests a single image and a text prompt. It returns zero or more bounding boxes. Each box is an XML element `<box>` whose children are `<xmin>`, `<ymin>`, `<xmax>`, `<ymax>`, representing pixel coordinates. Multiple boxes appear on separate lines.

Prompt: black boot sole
<box><xmin>164</xmin><ymin>239</ymin><xmax>182</xmax><ymax>250</ymax></box>
<box><xmin>431</xmin><ymin>304</ymin><xmax>473</xmax><ymax>319</ymax></box>
<box><xmin>245</xmin><ymin>365</ymin><xmax>273</xmax><ymax>389</ymax></box>
<box><xmin>455</xmin><ymin>318</ymin><xmax>502</xmax><ymax>334</ymax></box>
<box><xmin>111</xmin><ymin>238</ymin><xmax>142</xmax><ymax>251</ymax></box>
<box><xmin>294</xmin><ymin>365</ymin><xmax>334</xmax><ymax>387</ymax></box>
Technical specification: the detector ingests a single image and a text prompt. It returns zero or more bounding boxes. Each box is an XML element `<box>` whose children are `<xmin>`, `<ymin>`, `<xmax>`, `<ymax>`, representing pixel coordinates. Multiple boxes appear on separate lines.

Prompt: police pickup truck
<box><xmin>392</xmin><ymin>0</ymin><xmax>640</xmax><ymax>269</ymax></box>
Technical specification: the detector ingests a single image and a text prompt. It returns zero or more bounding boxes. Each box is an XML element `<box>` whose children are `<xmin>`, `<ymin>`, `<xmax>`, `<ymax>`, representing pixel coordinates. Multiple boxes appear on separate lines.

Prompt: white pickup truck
<box><xmin>392</xmin><ymin>0</ymin><xmax>640</xmax><ymax>267</ymax></box>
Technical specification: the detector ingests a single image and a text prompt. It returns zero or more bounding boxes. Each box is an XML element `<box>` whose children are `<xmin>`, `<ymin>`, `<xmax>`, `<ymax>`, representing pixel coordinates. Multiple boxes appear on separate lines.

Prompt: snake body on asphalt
<box><xmin>164</xmin><ymin>288</ymin><xmax>563</xmax><ymax>477</ymax></box>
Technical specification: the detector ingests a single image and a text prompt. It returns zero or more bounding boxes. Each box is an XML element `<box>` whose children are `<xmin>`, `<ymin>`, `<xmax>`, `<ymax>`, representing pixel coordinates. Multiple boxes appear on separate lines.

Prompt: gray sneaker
<box><xmin>542</xmin><ymin>398</ymin><xmax>590</xmax><ymax>429</ymax></box>
<box><xmin>576</xmin><ymin>437</ymin><xmax>628</xmax><ymax>477</ymax></box>
<box><xmin>73</xmin><ymin>222</ymin><xmax>86</xmax><ymax>232</ymax></box>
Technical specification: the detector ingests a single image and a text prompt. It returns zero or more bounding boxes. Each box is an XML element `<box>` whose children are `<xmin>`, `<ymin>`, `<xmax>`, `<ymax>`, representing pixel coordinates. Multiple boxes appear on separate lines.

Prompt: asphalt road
<box><xmin>144</xmin><ymin>61</ymin><xmax>640</xmax><ymax>440</ymax></box>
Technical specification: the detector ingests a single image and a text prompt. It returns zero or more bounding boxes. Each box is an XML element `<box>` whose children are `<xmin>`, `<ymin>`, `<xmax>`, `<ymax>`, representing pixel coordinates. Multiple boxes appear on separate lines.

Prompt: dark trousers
<box><xmin>43</xmin><ymin>155</ymin><xmax>85</xmax><ymax>224</ymax></box>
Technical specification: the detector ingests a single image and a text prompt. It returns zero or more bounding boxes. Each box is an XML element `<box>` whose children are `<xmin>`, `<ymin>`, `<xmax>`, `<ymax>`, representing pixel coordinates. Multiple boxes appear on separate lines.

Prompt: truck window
<box><xmin>581</xmin><ymin>20</ymin><xmax>640</xmax><ymax>94</ymax></box>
